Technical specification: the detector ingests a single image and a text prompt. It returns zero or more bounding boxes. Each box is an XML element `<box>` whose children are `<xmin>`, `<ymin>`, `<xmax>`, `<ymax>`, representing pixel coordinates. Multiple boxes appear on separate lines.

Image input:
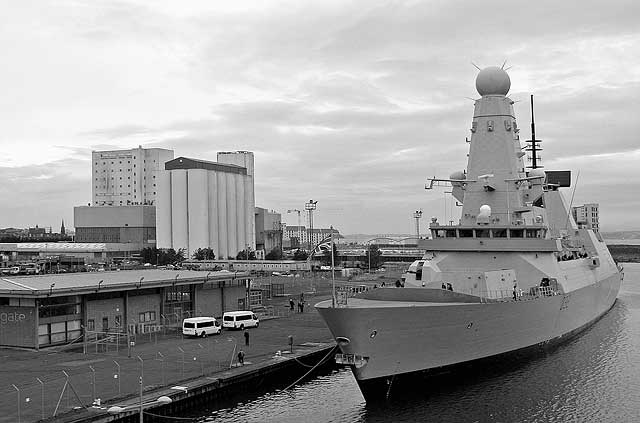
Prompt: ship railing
<box><xmin>334</xmin><ymin>283</ymin><xmax>372</xmax><ymax>306</ymax></box>
<box><xmin>478</xmin><ymin>286</ymin><xmax>557</xmax><ymax>303</ymax></box>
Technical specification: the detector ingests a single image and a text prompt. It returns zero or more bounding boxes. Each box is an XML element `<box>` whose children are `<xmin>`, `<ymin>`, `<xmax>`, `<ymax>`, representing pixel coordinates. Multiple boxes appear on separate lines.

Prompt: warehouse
<box><xmin>0</xmin><ymin>269</ymin><xmax>250</xmax><ymax>349</ymax></box>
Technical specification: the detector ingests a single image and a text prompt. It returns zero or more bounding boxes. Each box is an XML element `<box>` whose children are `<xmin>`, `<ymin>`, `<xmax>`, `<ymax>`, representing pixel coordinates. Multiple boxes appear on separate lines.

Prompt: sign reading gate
<box><xmin>0</xmin><ymin>306</ymin><xmax>36</xmax><ymax>348</ymax></box>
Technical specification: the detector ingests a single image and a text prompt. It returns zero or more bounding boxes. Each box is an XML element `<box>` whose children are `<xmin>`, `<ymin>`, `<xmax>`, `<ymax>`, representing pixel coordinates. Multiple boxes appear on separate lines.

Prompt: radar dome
<box><xmin>476</xmin><ymin>66</ymin><xmax>511</xmax><ymax>96</ymax></box>
<box><xmin>478</xmin><ymin>205</ymin><xmax>492</xmax><ymax>217</ymax></box>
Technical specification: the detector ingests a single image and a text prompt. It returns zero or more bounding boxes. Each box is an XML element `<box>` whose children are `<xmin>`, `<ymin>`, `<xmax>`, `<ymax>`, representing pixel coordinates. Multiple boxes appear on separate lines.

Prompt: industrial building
<box><xmin>156</xmin><ymin>152</ymin><xmax>256</xmax><ymax>260</ymax></box>
<box><xmin>0</xmin><ymin>242</ymin><xmax>139</xmax><ymax>267</ymax></box>
<box><xmin>255</xmin><ymin>208</ymin><xmax>282</xmax><ymax>255</ymax></box>
<box><xmin>0</xmin><ymin>270</ymin><xmax>250</xmax><ymax>349</ymax></box>
<box><xmin>283</xmin><ymin>225</ymin><xmax>341</xmax><ymax>249</ymax></box>
<box><xmin>92</xmin><ymin>146</ymin><xmax>174</xmax><ymax>206</ymax></box>
<box><xmin>73</xmin><ymin>205</ymin><xmax>156</xmax><ymax>249</ymax></box>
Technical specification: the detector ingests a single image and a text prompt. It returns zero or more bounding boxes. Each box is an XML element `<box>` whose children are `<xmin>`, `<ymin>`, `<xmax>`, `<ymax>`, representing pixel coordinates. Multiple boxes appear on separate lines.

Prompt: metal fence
<box><xmin>0</xmin><ymin>334</ymin><xmax>251</xmax><ymax>423</ymax></box>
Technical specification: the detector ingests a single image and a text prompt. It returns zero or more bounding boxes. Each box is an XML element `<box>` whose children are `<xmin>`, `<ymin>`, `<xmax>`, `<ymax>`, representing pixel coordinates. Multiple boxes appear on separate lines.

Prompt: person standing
<box><xmin>244</xmin><ymin>330</ymin><xmax>250</xmax><ymax>346</ymax></box>
<box><xmin>238</xmin><ymin>350</ymin><xmax>245</xmax><ymax>366</ymax></box>
<box><xmin>289</xmin><ymin>298</ymin><xmax>294</xmax><ymax>311</ymax></box>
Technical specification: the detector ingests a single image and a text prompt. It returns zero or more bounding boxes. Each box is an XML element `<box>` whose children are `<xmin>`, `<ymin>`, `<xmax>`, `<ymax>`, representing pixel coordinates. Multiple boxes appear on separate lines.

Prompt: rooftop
<box><xmin>0</xmin><ymin>269</ymin><xmax>249</xmax><ymax>297</ymax></box>
<box><xmin>165</xmin><ymin>157</ymin><xmax>247</xmax><ymax>175</ymax></box>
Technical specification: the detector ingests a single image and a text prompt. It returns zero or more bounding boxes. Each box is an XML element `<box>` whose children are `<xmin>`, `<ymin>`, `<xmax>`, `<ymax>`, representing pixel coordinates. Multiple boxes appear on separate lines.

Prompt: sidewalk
<box><xmin>0</xmin><ymin>294</ymin><xmax>334</xmax><ymax>423</ymax></box>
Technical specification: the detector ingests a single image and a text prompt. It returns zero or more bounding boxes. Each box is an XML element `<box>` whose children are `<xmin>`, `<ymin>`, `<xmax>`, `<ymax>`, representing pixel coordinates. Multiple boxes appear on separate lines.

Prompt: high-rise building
<box><xmin>92</xmin><ymin>146</ymin><xmax>174</xmax><ymax>206</ymax></box>
<box><xmin>572</xmin><ymin>203</ymin><xmax>599</xmax><ymax>232</ymax></box>
<box><xmin>156</xmin><ymin>152</ymin><xmax>255</xmax><ymax>259</ymax></box>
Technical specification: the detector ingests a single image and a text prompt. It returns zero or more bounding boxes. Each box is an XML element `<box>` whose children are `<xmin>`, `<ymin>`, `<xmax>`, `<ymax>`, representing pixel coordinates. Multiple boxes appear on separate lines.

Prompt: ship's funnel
<box><xmin>477</xmin><ymin>204</ymin><xmax>491</xmax><ymax>224</ymax></box>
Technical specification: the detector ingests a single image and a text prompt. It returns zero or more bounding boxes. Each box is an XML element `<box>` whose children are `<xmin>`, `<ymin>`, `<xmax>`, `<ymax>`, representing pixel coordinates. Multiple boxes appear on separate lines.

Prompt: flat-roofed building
<box><xmin>156</xmin><ymin>152</ymin><xmax>255</xmax><ymax>260</ymax></box>
<box><xmin>255</xmin><ymin>207</ymin><xmax>282</xmax><ymax>255</ymax></box>
<box><xmin>572</xmin><ymin>203</ymin><xmax>599</xmax><ymax>232</ymax></box>
<box><xmin>73</xmin><ymin>205</ymin><xmax>156</xmax><ymax>248</ymax></box>
<box><xmin>0</xmin><ymin>269</ymin><xmax>250</xmax><ymax>348</ymax></box>
<box><xmin>92</xmin><ymin>146</ymin><xmax>174</xmax><ymax>206</ymax></box>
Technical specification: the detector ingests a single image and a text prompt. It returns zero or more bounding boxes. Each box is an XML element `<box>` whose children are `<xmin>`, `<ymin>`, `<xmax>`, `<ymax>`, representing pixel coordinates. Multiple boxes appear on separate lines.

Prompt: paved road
<box><xmin>0</xmin><ymin>292</ymin><xmax>334</xmax><ymax>423</ymax></box>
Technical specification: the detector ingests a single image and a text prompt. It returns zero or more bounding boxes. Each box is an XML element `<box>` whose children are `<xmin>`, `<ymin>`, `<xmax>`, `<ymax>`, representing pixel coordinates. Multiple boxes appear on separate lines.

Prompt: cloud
<box><xmin>0</xmin><ymin>0</ymin><xmax>639</xmax><ymax>232</ymax></box>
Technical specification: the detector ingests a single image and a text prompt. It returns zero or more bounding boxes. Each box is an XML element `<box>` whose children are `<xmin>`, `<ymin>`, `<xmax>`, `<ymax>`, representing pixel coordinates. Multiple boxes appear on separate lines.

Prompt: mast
<box><xmin>526</xmin><ymin>94</ymin><xmax>543</xmax><ymax>169</ymax></box>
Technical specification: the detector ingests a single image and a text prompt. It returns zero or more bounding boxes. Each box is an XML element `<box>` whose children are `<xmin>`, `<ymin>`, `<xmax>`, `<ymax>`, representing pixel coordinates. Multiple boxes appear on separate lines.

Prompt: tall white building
<box><xmin>156</xmin><ymin>152</ymin><xmax>255</xmax><ymax>259</ymax></box>
<box><xmin>572</xmin><ymin>203</ymin><xmax>599</xmax><ymax>232</ymax></box>
<box><xmin>92</xmin><ymin>146</ymin><xmax>174</xmax><ymax>206</ymax></box>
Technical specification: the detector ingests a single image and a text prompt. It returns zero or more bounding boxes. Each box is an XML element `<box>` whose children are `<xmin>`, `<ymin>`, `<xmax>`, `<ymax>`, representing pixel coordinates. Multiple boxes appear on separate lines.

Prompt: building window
<box><xmin>139</xmin><ymin>311</ymin><xmax>156</xmax><ymax>323</ymax></box>
<box><xmin>87</xmin><ymin>319</ymin><xmax>95</xmax><ymax>331</ymax></box>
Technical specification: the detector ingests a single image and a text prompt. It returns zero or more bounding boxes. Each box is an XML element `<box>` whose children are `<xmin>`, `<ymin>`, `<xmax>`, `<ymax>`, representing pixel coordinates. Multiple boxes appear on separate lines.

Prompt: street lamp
<box><xmin>49</xmin><ymin>283</ymin><xmax>55</xmax><ymax>296</ymax></box>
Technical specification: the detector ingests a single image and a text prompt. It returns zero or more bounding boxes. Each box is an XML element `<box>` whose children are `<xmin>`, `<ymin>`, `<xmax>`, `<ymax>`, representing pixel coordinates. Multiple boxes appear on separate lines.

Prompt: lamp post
<box><xmin>49</xmin><ymin>283</ymin><xmax>55</xmax><ymax>296</ymax></box>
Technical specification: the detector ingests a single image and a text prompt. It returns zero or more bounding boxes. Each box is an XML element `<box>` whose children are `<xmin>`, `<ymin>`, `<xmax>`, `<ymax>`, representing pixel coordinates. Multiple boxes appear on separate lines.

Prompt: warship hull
<box><xmin>316</xmin><ymin>272</ymin><xmax>621</xmax><ymax>400</ymax></box>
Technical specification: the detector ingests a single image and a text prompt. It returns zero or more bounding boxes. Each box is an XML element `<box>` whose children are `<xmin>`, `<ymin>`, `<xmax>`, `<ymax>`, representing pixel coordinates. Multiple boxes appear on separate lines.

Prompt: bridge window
<box><xmin>525</xmin><ymin>229</ymin><xmax>540</xmax><ymax>238</ymax></box>
<box><xmin>510</xmin><ymin>229</ymin><xmax>524</xmax><ymax>238</ymax></box>
<box><xmin>476</xmin><ymin>229</ymin><xmax>491</xmax><ymax>238</ymax></box>
<box><xmin>445</xmin><ymin>229</ymin><xmax>456</xmax><ymax>238</ymax></box>
<box><xmin>493</xmin><ymin>229</ymin><xmax>507</xmax><ymax>238</ymax></box>
<box><xmin>459</xmin><ymin>229</ymin><xmax>473</xmax><ymax>238</ymax></box>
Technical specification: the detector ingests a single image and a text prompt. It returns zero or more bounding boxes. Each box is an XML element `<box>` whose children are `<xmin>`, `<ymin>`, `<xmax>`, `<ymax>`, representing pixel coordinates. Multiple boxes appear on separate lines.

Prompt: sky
<box><xmin>1</xmin><ymin>0</ymin><xmax>639</xmax><ymax>234</ymax></box>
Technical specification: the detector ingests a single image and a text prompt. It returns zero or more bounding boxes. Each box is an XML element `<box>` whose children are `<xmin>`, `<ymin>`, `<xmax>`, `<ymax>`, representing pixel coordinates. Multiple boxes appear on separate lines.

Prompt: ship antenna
<box><xmin>525</xmin><ymin>95</ymin><xmax>543</xmax><ymax>170</ymax></box>
<box><xmin>564</xmin><ymin>171</ymin><xmax>581</xmax><ymax>230</ymax></box>
<box><xmin>530</xmin><ymin>95</ymin><xmax>537</xmax><ymax>169</ymax></box>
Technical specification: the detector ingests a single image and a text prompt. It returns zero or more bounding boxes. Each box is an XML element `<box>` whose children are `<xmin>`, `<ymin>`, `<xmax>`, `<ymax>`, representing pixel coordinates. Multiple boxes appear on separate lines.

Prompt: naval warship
<box><xmin>315</xmin><ymin>66</ymin><xmax>623</xmax><ymax>400</ymax></box>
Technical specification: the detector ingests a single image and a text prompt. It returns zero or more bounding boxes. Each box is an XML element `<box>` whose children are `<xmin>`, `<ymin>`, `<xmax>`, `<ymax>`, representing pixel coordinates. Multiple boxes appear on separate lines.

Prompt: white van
<box><xmin>182</xmin><ymin>317</ymin><xmax>221</xmax><ymax>337</ymax></box>
<box><xmin>222</xmin><ymin>311</ymin><xmax>259</xmax><ymax>330</ymax></box>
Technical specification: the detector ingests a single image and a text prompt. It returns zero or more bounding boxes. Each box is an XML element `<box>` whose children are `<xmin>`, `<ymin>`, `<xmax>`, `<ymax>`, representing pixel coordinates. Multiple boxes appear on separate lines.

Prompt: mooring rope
<box><xmin>282</xmin><ymin>345</ymin><xmax>340</xmax><ymax>393</ymax></box>
<box><xmin>143</xmin><ymin>410</ymin><xmax>197</xmax><ymax>420</ymax></box>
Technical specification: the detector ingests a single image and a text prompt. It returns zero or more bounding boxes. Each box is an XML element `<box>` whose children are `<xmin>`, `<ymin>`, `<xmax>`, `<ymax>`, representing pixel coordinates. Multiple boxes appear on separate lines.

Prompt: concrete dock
<box><xmin>0</xmin><ymin>291</ymin><xmax>337</xmax><ymax>423</ymax></box>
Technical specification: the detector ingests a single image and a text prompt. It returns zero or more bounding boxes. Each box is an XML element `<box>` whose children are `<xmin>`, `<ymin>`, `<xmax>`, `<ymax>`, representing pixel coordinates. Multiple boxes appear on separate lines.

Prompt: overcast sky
<box><xmin>1</xmin><ymin>0</ymin><xmax>638</xmax><ymax>234</ymax></box>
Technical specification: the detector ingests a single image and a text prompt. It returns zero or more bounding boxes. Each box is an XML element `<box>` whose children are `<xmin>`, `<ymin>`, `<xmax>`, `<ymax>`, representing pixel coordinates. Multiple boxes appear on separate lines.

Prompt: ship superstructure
<box><xmin>315</xmin><ymin>67</ymin><xmax>622</xmax><ymax>401</ymax></box>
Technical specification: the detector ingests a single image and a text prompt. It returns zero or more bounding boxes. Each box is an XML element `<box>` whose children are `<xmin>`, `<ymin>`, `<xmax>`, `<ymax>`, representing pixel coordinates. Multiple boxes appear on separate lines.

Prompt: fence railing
<box><xmin>478</xmin><ymin>285</ymin><xmax>558</xmax><ymax>303</ymax></box>
<box><xmin>0</xmin><ymin>336</ymin><xmax>250</xmax><ymax>423</ymax></box>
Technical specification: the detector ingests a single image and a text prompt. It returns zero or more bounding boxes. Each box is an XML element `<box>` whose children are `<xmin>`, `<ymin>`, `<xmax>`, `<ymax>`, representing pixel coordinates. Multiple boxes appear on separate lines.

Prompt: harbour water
<box><xmin>187</xmin><ymin>263</ymin><xmax>640</xmax><ymax>422</ymax></box>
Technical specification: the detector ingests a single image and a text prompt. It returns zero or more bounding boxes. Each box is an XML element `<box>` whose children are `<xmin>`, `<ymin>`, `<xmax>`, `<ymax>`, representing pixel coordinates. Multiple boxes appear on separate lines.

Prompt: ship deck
<box><xmin>323</xmin><ymin>297</ymin><xmax>474</xmax><ymax>308</ymax></box>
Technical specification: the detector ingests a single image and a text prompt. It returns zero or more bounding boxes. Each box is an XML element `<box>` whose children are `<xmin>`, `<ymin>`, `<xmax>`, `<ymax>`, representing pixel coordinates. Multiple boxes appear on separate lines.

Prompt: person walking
<box><xmin>237</xmin><ymin>350</ymin><xmax>245</xmax><ymax>366</ymax></box>
<box><xmin>244</xmin><ymin>330</ymin><xmax>250</xmax><ymax>346</ymax></box>
<box><xmin>289</xmin><ymin>298</ymin><xmax>294</xmax><ymax>311</ymax></box>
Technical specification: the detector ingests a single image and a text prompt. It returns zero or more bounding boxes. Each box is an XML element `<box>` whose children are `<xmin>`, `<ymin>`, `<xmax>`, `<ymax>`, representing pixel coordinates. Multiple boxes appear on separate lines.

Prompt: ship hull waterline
<box><xmin>315</xmin><ymin>273</ymin><xmax>621</xmax><ymax>401</ymax></box>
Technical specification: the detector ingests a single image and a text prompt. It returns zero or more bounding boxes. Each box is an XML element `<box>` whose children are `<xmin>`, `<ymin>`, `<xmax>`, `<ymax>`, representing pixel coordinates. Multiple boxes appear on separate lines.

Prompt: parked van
<box><xmin>222</xmin><ymin>311</ymin><xmax>259</xmax><ymax>330</ymax></box>
<box><xmin>182</xmin><ymin>317</ymin><xmax>221</xmax><ymax>337</ymax></box>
